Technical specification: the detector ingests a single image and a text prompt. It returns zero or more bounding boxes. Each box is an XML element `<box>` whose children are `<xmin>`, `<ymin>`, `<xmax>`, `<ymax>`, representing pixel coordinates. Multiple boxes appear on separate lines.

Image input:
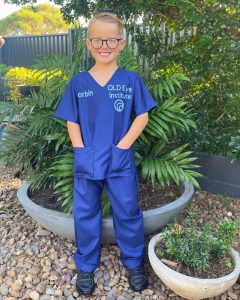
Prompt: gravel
<box><xmin>0</xmin><ymin>163</ymin><xmax>240</xmax><ymax>300</ymax></box>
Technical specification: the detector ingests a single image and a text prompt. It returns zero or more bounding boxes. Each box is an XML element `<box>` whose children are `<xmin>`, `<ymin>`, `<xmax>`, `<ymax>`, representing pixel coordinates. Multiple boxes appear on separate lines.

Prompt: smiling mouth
<box><xmin>98</xmin><ymin>52</ymin><xmax>111</xmax><ymax>57</ymax></box>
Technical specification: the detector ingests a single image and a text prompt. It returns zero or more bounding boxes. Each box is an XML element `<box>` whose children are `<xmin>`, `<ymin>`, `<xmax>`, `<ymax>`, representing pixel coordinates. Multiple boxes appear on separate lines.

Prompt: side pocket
<box><xmin>73</xmin><ymin>146</ymin><xmax>94</xmax><ymax>177</ymax></box>
<box><xmin>109</xmin><ymin>144</ymin><xmax>133</xmax><ymax>174</ymax></box>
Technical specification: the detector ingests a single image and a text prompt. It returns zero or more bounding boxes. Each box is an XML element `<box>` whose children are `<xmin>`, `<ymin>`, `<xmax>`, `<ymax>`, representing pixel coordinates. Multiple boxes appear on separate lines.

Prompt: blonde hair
<box><xmin>87</xmin><ymin>12</ymin><xmax>124</xmax><ymax>37</ymax></box>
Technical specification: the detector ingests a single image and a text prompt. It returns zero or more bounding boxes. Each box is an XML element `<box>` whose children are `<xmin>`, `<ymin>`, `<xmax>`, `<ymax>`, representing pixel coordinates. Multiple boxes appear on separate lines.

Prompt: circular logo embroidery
<box><xmin>114</xmin><ymin>99</ymin><xmax>124</xmax><ymax>112</ymax></box>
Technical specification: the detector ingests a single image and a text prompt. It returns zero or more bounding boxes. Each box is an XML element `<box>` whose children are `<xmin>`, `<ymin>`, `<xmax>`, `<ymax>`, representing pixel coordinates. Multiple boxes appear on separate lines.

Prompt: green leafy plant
<box><xmin>4</xmin><ymin>65</ymin><xmax>66</xmax><ymax>104</ymax></box>
<box><xmin>229</xmin><ymin>131</ymin><xmax>240</xmax><ymax>163</ymax></box>
<box><xmin>158</xmin><ymin>216</ymin><xmax>239</xmax><ymax>270</ymax></box>
<box><xmin>212</xmin><ymin>219</ymin><xmax>239</xmax><ymax>257</ymax></box>
<box><xmin>0</xmin><ymin>64</ymin><xmax>11</xmax><ymax>77</ymax></box>
<box><xmin>4</xmin><ymin>67</ymin><xmax>44</xmax><ymax>103</ymax></box>
<box><xmin>0</xmin><ymin>26</ymin><xmax>202</xmax><ymax>216</ymax></box>
<box><xmin>127</xmin><ymin>1</ymin><xmax>240</xmax><ymax>159</ymax></box>
<box><xmin>226</xmin><ymin>260</ymin><xmax>234</xmax><ymax>270</ymax></box>
<box><xmin>0</xmin><ymin>27</ymin><xmax>87</xmax><ymax>213</ymax></box>
<box><xmin>136</xmin><ymin>66</ymin><xmax>203</xmax><ymax>188</ymax></box>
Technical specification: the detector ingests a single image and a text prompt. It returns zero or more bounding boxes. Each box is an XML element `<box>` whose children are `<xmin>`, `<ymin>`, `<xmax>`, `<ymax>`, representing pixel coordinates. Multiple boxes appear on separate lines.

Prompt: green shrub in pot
<box><xmin>158</xmin><ymin>217</ymin><xmax>239</xmax><ymax>271</ymax></box>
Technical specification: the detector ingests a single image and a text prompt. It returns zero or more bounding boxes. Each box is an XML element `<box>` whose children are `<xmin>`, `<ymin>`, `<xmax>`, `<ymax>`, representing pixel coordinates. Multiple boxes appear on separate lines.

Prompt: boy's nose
<box><xmin>101</xmin><ymin>40</ymin><xmax>109</xmax><ymax>48</ymax></box>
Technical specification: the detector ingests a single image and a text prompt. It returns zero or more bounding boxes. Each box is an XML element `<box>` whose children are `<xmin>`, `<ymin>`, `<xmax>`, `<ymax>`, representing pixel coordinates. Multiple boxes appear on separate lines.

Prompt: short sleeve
<box><xmin>53</xmin><ymin>77</ymin><xmax>79</xmax><ymax>124</ymax></box>
<box><xmin>133</xmin><ymin>74</ymin><xmax>157</xmax><ymax>117</ymax></box>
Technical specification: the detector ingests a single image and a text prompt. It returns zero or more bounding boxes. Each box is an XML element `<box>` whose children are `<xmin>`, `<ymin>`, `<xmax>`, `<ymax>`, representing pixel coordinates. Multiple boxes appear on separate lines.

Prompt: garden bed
<box><xmin>27</xmin><ymin>179</ymin><xmax>182</xmax><ymax>213</ymax></box>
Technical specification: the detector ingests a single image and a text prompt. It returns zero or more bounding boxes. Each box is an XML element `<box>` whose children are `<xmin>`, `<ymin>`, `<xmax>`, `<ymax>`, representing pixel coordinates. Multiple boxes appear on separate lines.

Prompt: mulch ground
<box><xmin>27</xmin><ymin>176</ymin><xmax>181</xmax><ymax>213</ymax></box>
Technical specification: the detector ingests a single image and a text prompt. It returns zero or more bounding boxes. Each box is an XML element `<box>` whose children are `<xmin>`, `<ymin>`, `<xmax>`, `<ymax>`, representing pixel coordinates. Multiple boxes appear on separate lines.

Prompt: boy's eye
<box><xmin>93</xmin><ymin>38</ymin><xmax>102</xmax><ymax>44</ymax></box>
<box><xmin>90</xmin><ymin>38</ymin><xmax>103</xmax><ymax>48</ymax></box>
<box><xmin>107</xmin><ymin>39</ymin><xmax>118</xmax><ymax>48</ymax></box>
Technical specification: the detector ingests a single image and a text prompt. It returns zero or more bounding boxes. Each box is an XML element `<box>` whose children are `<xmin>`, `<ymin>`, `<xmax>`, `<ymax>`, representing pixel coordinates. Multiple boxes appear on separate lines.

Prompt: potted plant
<box><xmin>148</xmin><ymin>210</ymin><xmax>240</xmax><ymax>299</ymax></box>
<box><xmin>4</xmin><ymin>66</ymin><xmax>43</xmax><ymax>104</ymax></box>
<box><xmin>16</xmin><ymin>84</ymin><xmax>40</xmax><ymax>97</ymax></box>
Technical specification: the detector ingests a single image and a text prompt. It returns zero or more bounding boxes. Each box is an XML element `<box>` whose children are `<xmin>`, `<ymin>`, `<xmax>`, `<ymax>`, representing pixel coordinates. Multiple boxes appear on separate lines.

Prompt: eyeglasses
<box><xmin>89</xmin><ymin>38</ymin><xmax>123</xmax><ymax>49</ymax></box>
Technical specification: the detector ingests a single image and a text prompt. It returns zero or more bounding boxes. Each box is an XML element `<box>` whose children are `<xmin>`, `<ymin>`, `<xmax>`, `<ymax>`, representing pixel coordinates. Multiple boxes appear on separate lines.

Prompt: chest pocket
<box><xmin>73</xmin><ymin>146</ymin><xmax>94</xmax><ymax>177</ymax></box>
<box><xmin>109</xmin><ymin>144</ymin><xmax>134</xmax><ymax>175</ymax></box>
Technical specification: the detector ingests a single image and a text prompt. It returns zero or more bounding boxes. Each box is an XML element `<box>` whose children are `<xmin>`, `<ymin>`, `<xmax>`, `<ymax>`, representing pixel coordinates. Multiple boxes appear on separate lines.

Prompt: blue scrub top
<box><xmin>53</xmin><ymin>67</ymin><xmax>157</xmax><ymax>180</ymax></box>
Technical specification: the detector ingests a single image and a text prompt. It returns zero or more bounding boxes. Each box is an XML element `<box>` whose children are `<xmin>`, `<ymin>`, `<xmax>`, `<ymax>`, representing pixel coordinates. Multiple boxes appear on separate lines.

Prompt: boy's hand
<box><xmin>116</xmin><ymin>142</ymin><xmax>131</xmax><ymax>149</ymax></box>
<box><xmin>116</xmin><ymin>112</ymin><xmax>149</xmax><ymax>150</ymax></box>
<box><xmin>67</xmin><ymin>121</ymin><xmax>84</xmax><ymax>148</ymax></box>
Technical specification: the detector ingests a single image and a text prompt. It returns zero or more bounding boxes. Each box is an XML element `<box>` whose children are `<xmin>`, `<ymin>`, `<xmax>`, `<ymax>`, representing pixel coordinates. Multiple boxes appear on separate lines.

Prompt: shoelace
<box><xmin>128</xmin><ymin>266</ymin><xmax>147</xmax><ymax>288</ymax></box>
<box><xmin>77</xmin><ymin>270</ymin><xmax>94</xmax><ymax>283</ymax></box>
<box><xmin>129</xmin><ymin>266</ymin><xmax>145</xmax><ymax>277</ymax></box>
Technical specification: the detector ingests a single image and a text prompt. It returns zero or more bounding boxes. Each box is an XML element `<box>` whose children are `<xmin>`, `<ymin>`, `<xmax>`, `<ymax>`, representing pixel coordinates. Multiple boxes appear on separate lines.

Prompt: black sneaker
<box><xmin>128</xmin><ymin>265</ymin><xmax>148</xmax><ymax>292</ymax></box>
<box><xmin>76</xmin><ymin>270</ymin><xmax>96</xmax><ymax>295</ymax></box>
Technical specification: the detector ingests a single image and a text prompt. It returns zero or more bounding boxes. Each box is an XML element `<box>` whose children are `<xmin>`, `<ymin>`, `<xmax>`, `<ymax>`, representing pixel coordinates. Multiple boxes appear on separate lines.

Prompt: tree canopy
<box><xmin>4</xmin><ymin>0</ymin><xmax>144</xmax><ymax>23</ymax></box>
<box><xmin>0</xmin><ymin>3</ymin><xmax>78</xmax><ymax>35</ymax></box>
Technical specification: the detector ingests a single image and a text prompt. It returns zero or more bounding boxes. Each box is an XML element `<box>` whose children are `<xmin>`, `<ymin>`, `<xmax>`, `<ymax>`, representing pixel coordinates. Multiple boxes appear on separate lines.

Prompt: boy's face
<box><xmin>86</xmin><ymin>20</ymin><xmax>126</xmax><ymax>66</ymax></box>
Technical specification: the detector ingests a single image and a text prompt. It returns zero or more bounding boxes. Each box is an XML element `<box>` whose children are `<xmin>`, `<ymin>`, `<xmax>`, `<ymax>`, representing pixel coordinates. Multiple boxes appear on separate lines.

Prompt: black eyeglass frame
<box><xmin>89</xmin><ymin>38</ymin><xmax>123</xmax><ymax>49</ymax></box>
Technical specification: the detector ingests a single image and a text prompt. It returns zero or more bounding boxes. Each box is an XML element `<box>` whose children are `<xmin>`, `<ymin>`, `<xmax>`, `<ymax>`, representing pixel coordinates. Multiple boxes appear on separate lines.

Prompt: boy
<box><xmin>53</xmin><ymin>10</ymin><xmax>157</xmax><ymax>296</ymax></box>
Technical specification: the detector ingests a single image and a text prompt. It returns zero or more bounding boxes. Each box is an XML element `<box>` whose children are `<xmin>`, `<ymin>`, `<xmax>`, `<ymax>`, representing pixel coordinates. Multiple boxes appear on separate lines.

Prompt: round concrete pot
<box><xmin>17</xmin><ymin>178</ymin><xmax>194</xmax><ymax>244</ymax></box>
<box><xmin>148</xmin><ymin>233</ymin><xmax>240</xmax><ymax>300</ymax></box>
<box><xmin>16</xmin><ymin>84</ymin><xmax>40</xmax><ymax>97</ymax></box>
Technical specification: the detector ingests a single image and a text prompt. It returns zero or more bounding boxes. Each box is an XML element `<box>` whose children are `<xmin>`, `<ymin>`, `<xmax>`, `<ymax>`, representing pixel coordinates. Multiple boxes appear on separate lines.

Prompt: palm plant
<box><xmin>0</xmin><ymin>28</ymin><xmax>87</xmax><ymax>213</ymax></box>
<box><xmin>0</xmin><ymin>26</ymin><xmax>202</xmax><ymax>217</ymax></box>
<box><xmin>139</xmin><ymin>71</ymin><xmax>203</xmax><ymax>188</ymax></box>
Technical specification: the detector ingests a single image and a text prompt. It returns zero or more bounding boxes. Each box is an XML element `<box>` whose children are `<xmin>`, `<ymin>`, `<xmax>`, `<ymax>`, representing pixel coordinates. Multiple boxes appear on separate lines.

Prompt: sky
<box><xmin>0</xmin><ymin>0</ymin><xmax>56</xmax><ymax>20</ymax></box>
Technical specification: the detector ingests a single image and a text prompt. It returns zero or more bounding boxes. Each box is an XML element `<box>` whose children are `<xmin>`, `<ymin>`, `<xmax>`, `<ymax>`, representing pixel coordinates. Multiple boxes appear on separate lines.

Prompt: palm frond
<box><xmin>144</xmin><ymin>97</ymin><xmax>196</xmax><ymax>140</ymax></box>
<box><xmin>117</xmin><ymin>45</ymin><xmax>141</xmax><ymax>72</ymax></box>
<box><xmin>142</xmin><ymin>150</ymin><xmax>203</xmax><ymax>189</ymax></box>
<box><xmin>151</xmin><ymin>73</ymin><xmax>191</xmax><ymax>101</ymax></box>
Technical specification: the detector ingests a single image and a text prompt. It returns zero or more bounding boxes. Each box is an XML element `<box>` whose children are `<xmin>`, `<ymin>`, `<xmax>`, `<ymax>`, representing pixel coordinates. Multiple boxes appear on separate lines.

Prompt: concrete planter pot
<box><xmin>17</xmin><ymin>178</ymin><xmax>194</xmax><ymax>244</ymax></box>
<box><xmin>148</xmin><ymin>233</ymin><xmax>240</xmax><ymax>300</ymax></box>
<box><xmin>0</xmin><ymin>76</ymin><xmax>5</xmax><ymax>101</ymax></box>
<box><xmin>193</xmin><ymin>152</ymin><xmax>240</xmax><ymax>198</ymax></box>
<box><xmin>16</xmin><ymin>84</ymin><xmax>40</xmax><ymax>97</ymax></box>
<box><xmin>166</xmin><ymin>145</ymin><xmax>240</xmax><ymax>198</ymax></box>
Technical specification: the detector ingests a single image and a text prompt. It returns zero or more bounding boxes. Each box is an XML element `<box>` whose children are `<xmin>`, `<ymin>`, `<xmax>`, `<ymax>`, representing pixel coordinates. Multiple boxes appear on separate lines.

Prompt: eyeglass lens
<box><xmin>91</xmin><ymin>38</ymin><xmax>120</xmax><ymax>49</ymax></box>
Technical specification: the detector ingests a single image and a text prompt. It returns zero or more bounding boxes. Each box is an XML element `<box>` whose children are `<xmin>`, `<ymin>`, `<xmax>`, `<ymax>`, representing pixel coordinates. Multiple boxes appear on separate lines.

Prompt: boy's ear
<box><xmin>86</xmin><ymin>38</ymin><xmax>91</xmax><ymax>51</ymax></box>
<box><xmin>119</xmin><ymin>39</ymin><xmax>127</xmax><ymax>51</ymax></box>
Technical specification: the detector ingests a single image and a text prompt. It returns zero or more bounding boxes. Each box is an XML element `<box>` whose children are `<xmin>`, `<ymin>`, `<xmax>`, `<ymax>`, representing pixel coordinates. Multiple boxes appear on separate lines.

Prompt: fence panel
<box><xmin>0</xmin><ymin>32</ymin><xmax>69</xmax><ymax>67</ymax></box>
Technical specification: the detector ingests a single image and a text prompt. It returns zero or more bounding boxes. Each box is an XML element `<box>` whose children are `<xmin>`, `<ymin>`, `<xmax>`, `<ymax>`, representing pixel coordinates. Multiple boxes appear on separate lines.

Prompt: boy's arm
<box><xmin>117</xmin><ymin>112</ymin><xmax>149</xmax><ymax>149</ymax></box>
<box><xmin>67</xmin><ymin>121</ymin><xmax>84</xmax><ymax>147</ymax></box>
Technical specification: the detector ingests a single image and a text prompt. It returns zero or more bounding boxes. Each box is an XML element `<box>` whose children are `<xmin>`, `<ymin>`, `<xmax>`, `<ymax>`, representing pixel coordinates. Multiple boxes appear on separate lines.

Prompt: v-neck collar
<box><xmin>86</xmin><ymin>67</ymin><xmax>120</xmax><ymax>88</ymax></box>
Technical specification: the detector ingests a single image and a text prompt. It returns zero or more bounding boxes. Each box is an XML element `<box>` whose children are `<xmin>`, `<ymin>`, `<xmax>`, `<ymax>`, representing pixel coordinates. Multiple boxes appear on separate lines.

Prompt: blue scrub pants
<box><xmin>73</xmin><ymin>173</ymin><xmax>145</xmax><ymax>272</ymax></box>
